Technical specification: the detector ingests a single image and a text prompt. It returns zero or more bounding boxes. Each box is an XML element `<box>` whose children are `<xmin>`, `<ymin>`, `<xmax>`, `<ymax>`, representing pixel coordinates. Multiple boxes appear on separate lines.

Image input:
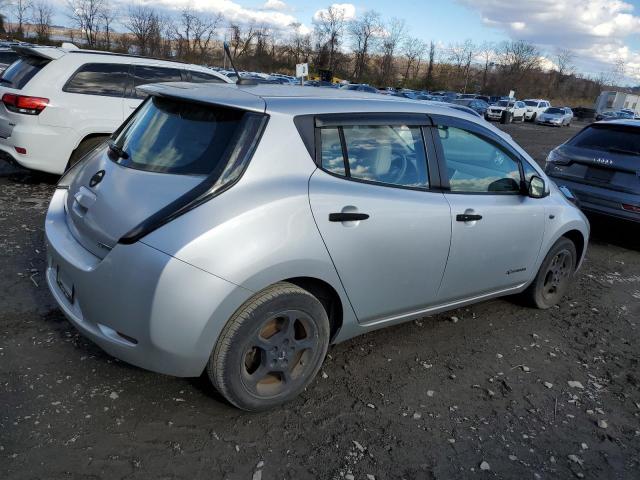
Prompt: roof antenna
<box><xmin>224</xmin><ymin>41</ymin><xmax>256</xmax><ymax>86</ymax></box>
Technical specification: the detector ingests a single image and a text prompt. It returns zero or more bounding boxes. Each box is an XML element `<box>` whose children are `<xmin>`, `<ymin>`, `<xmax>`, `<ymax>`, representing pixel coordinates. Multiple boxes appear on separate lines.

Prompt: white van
<box><xmin>0</xmin><ymin>46</ymin><xmax>231</xmax><ymax>174</ymax></box>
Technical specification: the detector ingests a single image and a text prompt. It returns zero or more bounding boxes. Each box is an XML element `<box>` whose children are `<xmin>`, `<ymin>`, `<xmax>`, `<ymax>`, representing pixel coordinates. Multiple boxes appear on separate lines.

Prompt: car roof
<box><xmin>594</xmin><ymin>119</ymin><xmax>640</xmax><ymax>127</ymax></box>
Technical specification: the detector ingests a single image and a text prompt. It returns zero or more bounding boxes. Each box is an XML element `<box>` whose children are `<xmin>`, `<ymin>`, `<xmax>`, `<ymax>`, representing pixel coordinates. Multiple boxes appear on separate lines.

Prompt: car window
<box><xmin>437</xmin><ymin>126</ymin><xmax>521</xmax><ymax>193</ymax></box>
<box><xmin>132</xmin><ymin>65</ymin><xmax>182</xmax><ymax>99</ymax></box>
<box><xmin>320</xmin><ymin>124</ymin><xmax>429</xmax><ymax>188</ymax></box>
<box><xmin>0</xmin><ymin>51</ymin><xmax>18</xmax><ymax>64</ymax></box>
<box><xmin>189</xmin><ymin>71</ymin><xmax>225</xmax><ymax>83</ymax></box>
<box><xmin>110</xmin><ymin>96</ymin><xmax>246</xmax><ymax>175</ymax></box>
<box><xmin>569</xmin><ymin>125</ymin><xmax>640</xmax><ymax>155</ymax></box>
<box><xmin>63</xmin><ymin>63</ymin><xmax>129</xmax><ymax>97</ymax></box>
<box><xmin>522</xmin><ymin>160</ymin><xmax>538</xmax><ymax>183</ymax></box>
<box><xmin>0</xmin><ymin>55</ymin><xmax>50</xmax><ymax>89</ymax></box>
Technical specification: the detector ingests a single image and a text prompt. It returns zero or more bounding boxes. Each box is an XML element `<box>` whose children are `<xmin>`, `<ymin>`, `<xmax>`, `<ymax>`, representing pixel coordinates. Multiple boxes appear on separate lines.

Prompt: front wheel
<box><xmin>207</xmin><ymin>282</ymin><xmax>330</xmax><ymax>411</ymax></box>
<box><xmin>523</xmin><ymin>238</ymin><xmax>577</xmax><ymax>309</ymax></box>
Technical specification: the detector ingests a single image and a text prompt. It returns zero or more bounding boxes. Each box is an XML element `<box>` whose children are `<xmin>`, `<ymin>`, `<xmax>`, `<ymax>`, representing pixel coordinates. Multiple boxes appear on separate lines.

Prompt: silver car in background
<box><xmin>536</xmin><ymin>107</ymin><xmax>574</xmax><ymax>127</ymax></box>
<box><xmin>45</xmin><ymin>84</ymin><xmax>589</xmax><ymax>410</ymax></box>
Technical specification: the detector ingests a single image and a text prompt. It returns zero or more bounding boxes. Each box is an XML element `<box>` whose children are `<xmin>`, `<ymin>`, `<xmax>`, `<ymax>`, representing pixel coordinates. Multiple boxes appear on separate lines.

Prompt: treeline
<box><xmin>0</xmin><ymin>0</ymin><xmax>629</xmax><ymax>105</ymax></box>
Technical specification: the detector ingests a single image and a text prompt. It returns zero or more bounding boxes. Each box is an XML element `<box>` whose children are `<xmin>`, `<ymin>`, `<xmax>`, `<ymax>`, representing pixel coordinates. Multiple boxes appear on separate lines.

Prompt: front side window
<box><xmin>437</xmin><ymin>126</ymin><xmax>521</xmax><ymax>193</ymax></box>
<box><xmin>110</xmin><ymin>96</ymin><xmax>245</xmax><ymax>175</ymax></box>
<box><xmin>320</xmin><ymin>124</ymin><xmax>429</xmax><ymax>188</ymax></box>
<box><xmin>132</xmin><ymin>66</ymin><xmax>182</xmax><ymax>99</ymax></box>
<box><xmin>63</xmin><ymin>63</ymin><xmax>129</xmax><ymax>97</ymax></box>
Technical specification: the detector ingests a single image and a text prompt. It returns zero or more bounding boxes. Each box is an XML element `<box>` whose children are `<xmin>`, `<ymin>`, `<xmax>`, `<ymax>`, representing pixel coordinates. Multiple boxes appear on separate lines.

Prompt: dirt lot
<box><xmin>1</xmin><ymin>121</ymin><xmax>639</xmax><ymax>479</ymax></box>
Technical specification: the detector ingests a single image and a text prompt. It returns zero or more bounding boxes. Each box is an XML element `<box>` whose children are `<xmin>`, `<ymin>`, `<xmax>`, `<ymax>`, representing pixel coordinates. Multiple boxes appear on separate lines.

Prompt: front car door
<box><xmin>308</xmin><ymin>114</ymin><xmax>452</xmax><ymax>323</ymax></box>
<box><xmin>430</xmin><ymin>115</ymin><xmax>546</xmax><ymax>302</ymax></box>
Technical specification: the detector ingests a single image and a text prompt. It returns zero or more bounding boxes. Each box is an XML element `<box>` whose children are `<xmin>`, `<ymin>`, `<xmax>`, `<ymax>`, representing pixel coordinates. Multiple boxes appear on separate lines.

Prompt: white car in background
<box><xmin>485</xmin><ymin>100</ymin><xmax>527</xmax><ymax>122</ymax></box>
<box><xmin>523</xmin><ymin>99</ymin><xmax>551</xmax><ymax>121</ymax></box>
<box><xmin>0</xmin><ymin>45</ymin><xmax>232</xmax><ymax>174</ymax></box>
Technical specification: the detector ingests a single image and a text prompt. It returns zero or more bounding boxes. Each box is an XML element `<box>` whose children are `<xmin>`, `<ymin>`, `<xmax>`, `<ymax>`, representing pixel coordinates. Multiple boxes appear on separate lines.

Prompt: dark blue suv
<box><xmin>545</xmin><ymin>120</ymin><xmax>640</xmax><ymax>222</ymax></box>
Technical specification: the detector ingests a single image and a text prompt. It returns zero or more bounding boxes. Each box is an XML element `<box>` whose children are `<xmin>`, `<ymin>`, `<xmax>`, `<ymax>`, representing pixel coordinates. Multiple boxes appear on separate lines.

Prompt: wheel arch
<box><xmin>284</xmin><ymin>276</ymin><xmax>344</xmax><ymax>343</ymax></box>
<box><xmin>562</xmin><ymin>229</ymin><xmax>586</xmax><ymax>265</ymax></box>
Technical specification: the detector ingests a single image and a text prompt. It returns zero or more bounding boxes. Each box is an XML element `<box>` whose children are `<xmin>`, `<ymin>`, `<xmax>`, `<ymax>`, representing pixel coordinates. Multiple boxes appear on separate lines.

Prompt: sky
<box><xmin>39</xmin><ymin>0</ymin><xmax>640</xmax><ymax>83</ymax></box>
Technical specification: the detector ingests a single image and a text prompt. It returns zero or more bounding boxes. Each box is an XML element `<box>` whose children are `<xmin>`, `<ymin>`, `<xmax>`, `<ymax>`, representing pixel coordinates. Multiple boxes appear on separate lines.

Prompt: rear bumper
<box><xmin>0</xmin><ymin>120</ymin><xmax>75</xmax><ymax>174</ymax></box>
<box><xmin>548</xmin><ymin>176</ymin><xmax>640</xmax><ymax>223</ymax></box>
<box><xmin>45</xmin><ymin>189</ymin><xmax>253</xmax><ymax>377</ymax></box>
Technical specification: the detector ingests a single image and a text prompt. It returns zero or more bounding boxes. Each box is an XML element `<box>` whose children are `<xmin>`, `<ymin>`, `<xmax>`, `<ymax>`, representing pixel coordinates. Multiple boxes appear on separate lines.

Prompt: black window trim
<box><xmin>62</xmin><ymin>62</ymin><xmax>131</xmax><ymax>98</ymax></box>
<box><xmin>310</xmin><ymin>112</ymin><xmax>444</xmax><ymax>192</ymax></box>
<box><xmin>429</xmin><ymin>114</ymin><xmax>530</xmax><ymax>196</ymax></box>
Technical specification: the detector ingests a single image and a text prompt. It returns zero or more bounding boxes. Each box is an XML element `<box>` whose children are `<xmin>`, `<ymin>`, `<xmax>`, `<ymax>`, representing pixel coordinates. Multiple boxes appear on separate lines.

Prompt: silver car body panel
<box><xmin>46</xmin><ymin>83</ymin><xmax>590</xmax><ymax>376</ymax></box>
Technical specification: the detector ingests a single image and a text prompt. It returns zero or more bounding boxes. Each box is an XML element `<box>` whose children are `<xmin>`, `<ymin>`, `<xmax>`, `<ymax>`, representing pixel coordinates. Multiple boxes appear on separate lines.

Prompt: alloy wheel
<box><xmin>542</xmin><ymin>249</ymin><xmax>572</xmax><ymax>303</ymax></box>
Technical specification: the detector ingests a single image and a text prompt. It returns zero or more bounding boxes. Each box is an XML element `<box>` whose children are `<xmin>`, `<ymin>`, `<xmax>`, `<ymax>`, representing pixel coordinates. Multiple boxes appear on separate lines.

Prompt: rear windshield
<box><xmin>110</xmin><ymin>96</ymin><xmax>245</xmax><ymax>175</ymax></box>
<box><xmin>0</xmin><ymin>56</ymin><xmax>50</xmax><ymax>89</ymax></box>
<box><xmin>0</xmin><ymin>51</ymin><xmax>19</xmax><ymax>65</ymax></box>
<box><xmin>569</xmin><ymin>125</ymin><xmax>640</xmax><ymax>156</ymax></box>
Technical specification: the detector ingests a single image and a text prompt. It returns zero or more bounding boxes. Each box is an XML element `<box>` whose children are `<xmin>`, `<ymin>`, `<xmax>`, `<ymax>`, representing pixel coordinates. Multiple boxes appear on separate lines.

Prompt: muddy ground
<box><xmin>1</xmin><ymin>121</ymin><xmax>639</xmax><ymax>480</ymax></box>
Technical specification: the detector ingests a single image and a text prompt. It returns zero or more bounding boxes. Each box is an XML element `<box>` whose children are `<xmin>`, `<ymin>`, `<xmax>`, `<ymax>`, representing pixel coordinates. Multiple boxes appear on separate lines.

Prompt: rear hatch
<box><xmin>61</xmin><ymin>90</ymin><xmax>267</xmax><ymax>259</ymax></box>
<box><xmin>549</xmin><ymin>123</ymin><xmax>640</xmax><ymax>194</ymax></box>
<box><xmin>0</xmin><ymin>47</ymin><xmax>59</xmax><ymax>138</ymax></box>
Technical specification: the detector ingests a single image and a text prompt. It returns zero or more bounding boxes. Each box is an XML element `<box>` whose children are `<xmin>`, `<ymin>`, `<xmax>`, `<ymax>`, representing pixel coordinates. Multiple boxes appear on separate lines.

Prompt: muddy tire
<box><xmin>66</xmin><ymin>135</ymin><xmax>109</xmax><ymax>171</ymax></box>
<box><xmin>524</xmin><ymin>238</ymin><xmax>577</xmax><ymax>309</ymax></box>
<box><xmin>207</xmin><ymin>282</ymin><xmax>330</xmax><ymax>411</ymax></box>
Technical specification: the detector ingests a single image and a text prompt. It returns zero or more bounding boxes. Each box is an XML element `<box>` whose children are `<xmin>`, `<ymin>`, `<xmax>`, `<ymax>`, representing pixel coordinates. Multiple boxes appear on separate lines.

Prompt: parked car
<box><xmin>485</xmin><ymin>100</ymin><xmax>527</xmax><ymax>122</ymax></box>
<box><xmin>452</xmin><ymin>98</ymin><xmax>489</xmax><ymax>116</ymax></box>
<box><xmin>0</xmin><ymin>45</ymin><xmax>232</xmax><ymax>174</ymax></box>
<box><xmin>341</xmin><ymin>83</ymin><xmax>378</xmax><ymax>93</ymax></box>
<box><xmin>523</xmin><ymin>99</ymin><xmax>551</xmax><ymax>121</ymax></box>
<box><xmin>488</xmin><ymin>95</ymin><xmax>509</xmax><ymax>105</ymax></box>
<box><xmin>45</xmin><ymin>83</ymin><xmax>589</xmax><ymax>410</ymax></box>
<box><xmin>0</xmin><ymin>48</ymin><xmax>19</xmax><ymax>72</ymax></box>
<box><xmin>536</xmin><ymin>107</ymin><xmax>573</xmax><ymax>127</ymax></box>
<box><xmin>545</xmin><ymin>120</ymin><xmax>640</xmax><ymax>222</ymax></box>
<box><xmin>595</xmin><ymin>110</ymin><xmax>635</xmax><ymax>121</ymax></box>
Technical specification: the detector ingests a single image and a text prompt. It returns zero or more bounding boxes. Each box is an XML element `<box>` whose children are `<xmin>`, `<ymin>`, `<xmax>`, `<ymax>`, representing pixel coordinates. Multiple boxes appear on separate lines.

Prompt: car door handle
<box><xmin>456</xmin><ymin>213</ymin><xmax>483</xmax><ymax>222</ymax></box>
<box><xmin>329</xmin><ymin>212</ymin><xmax>370</xmax><ymax>222</ymax></box>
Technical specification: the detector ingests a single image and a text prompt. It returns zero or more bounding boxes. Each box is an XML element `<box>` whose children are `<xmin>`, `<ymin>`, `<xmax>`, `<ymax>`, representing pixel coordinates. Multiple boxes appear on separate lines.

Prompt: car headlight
<box><xmin>546</xmin><ymin>148</ymin><xmax>570</xmax><ymax>165</ymax></box>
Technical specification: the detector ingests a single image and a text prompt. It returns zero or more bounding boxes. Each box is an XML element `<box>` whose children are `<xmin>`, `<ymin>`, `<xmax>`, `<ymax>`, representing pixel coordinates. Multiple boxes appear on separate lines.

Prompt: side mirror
<box><xmin>528</xmin><ymin>175</ymin><xmax>546</xmax><ymax>198</ymax></box>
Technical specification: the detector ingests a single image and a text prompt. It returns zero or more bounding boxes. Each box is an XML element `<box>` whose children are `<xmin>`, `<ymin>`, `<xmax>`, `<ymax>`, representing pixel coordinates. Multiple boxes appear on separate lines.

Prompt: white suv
<box><xmin>0</xmin><ymin>46</ymin><xmax>231</xmax><ymax>174</ymax></box>
<box><xmin>523</xmin><ymin>99</ymin><xmax>551</xmax><ymax>121</ymax></box>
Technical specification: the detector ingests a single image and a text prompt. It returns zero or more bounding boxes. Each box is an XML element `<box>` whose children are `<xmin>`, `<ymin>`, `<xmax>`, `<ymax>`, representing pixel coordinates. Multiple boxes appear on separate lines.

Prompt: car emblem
<box><xmin>89</xmin><ymin>170</ymin><xmax>105</xmax><ymax>187</ymax></box>
<box><xmin>594</xmin><ymin>158</ymin><xmax>613</xmax><ymax>166</ymax></box>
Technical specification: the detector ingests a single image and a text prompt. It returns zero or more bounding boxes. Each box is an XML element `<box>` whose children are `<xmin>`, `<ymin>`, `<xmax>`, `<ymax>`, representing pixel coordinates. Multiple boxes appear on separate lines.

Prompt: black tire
<box><xmin>524</xmin><ymin>237</ymin><xmax>577</xmax><ymax>309</ymax></box>
<box><xmin>207</xmin><ymin>282</ymin><xmax>330</xmax><ymax>411</ymax></box>
<box><xmin>531</xmin><ymin>113</ymin><xmax>537</xmax><ymax>122</ymax></box>
<box><xmin>66</xmin><ymin>135</ymin><xmax>109</xmax><ymax>170</ymax></box>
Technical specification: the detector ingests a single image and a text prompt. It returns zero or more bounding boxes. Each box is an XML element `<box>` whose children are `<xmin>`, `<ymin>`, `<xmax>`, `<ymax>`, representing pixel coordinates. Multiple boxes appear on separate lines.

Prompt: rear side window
<box><xmin>189</xmin><ymin>71</ymin><xmax>225</xmax><ymax>83</ymax></box>
<box><xmin>63</xmin><ymin>63</ymin><xmax>129</xmax><ymax>97</ymax></box>
<box><xmin>0</xmin><ymin>56</ymin><xmax>50</xmax><ymax>89</ymax></box>
<box><xmin>569</xmin><ymin>125</ymin><xmax>640</xmax><ymax>155</ymax></box>
<box><xmin>437</xmin><ymin>126</ymin><xmax>521</xmax><ymax>193</ymax></box>
<box><xmin>110</xmin><ymin>96</ymin><xmax>245</xmax><ymax>175</ymax></box>
<box><xmin>0</xmin><ymin>51</ymin><xmax>19</xmax><ymax>64</ymax></box>
<box><xmin>320</xmin><ymin>125</ymin><xmax>429</xmax><ymax>188</ymax></box>
<box><xmin>131</xmin><ymin>66</ymin><xmax>182</xmax><ymax>99</ymax></box>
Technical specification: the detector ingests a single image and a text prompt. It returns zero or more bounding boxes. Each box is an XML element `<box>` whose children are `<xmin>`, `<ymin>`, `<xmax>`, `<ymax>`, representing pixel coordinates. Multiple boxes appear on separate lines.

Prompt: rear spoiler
<box><xmin>12</xmin><ymin>46</ymin><xmax>66</xmax><ymax>61</ymax></box>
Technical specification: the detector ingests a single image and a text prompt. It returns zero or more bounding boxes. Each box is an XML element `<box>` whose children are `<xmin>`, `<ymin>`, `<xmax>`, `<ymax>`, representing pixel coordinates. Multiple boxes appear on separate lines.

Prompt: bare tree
<box><xmin>67</xmin><ymin>0</ymin><xmax>106</xmax><ymax>48</ymax></box>
<box><xmin>378</xmin><ymin>18</ymin><xmax>405</xmax><ymax>86</ymax></box>
<box><xmin>229</xmin><ymin>23</ymin><xmax>257</xmax><ymax>60</ymax></box>
<box><xmin>12</xmin><ymin>0</ymin><xmax>32</xmax><ymax>39</ymax></box>
<box><xmin>555</xmin><ymin>48</ymin><xmax>575</xmax><ymax>78</ymax></box>
<box><xmin>31</xmin><ymin>0</ymin><xmax>53</xmax><ymax>43</ymax></box>
<box><xmin>424</xmin><ymin>41</ymin><xmax>436</xmax><ymax>88</ymax></box>
<box><xmin>171</xmin><ymin>7</ymin><xmax>223</xmax><ymax>63</ymax></box>
<box><xmin>124</xmin><ymin>5</ymin><xmax>165</xmax><ymax>56</ymax></box>
<box><xmin>498</xmin><ymin>40</ymin><xmax>541</xmax><ymax>78</ymax></box>
<box><xmin>478</xmin><ymin>41</ymin><xmax>495</xmax><ymax>91</ymax></box>
<box><xmin>400</xmin><ymin>36</ymin><xmax>425</xmax><ymax>85</ymax></box>
<box><xmin>100</xmin><ymin>2</ymin><xmax>117</xmax><ymax>50</ymax></box>
<box><xmin>314</xmin><ymin>5</ymin><xmax>347</xmax><ymax>72</ymax></box>
<box><xmin>348</xmin><ymin>10</ymin><xmax>382</xmax><ymax>82</ymax></box>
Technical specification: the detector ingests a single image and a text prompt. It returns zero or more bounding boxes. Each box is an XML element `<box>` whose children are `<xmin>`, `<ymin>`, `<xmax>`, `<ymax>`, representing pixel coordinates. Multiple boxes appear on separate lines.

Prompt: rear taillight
<box><xmin>622</xmin><ymin>203</ymin><xmax>640</xmax><ymax>213</ymax></box>
<box><xmin>2</xmin><ymin>93</ymin><xmax>49</xmax><ymax>115</ymax></box>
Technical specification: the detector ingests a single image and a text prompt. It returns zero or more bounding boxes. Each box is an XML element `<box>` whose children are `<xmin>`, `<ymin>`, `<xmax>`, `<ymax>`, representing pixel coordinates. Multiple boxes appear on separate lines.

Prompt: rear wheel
<box><xmin>66</xmin><ymin>135</ymin><xmax>109</xmax><ymax>171</ymax></box>
<box><xmin>524</xmin><ymin>238</ymin><xmax>577</xmax><ymax>309</ymax></box>
<box><xmin>207</xmin><ymin>282</ymin><xmax>330</xmax><ymax>411</ymax></box>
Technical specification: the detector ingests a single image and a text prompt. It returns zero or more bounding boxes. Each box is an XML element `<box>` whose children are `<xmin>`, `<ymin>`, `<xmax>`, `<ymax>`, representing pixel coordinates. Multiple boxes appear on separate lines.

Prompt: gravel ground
<box><xmin>1</xmin><ymin>121</ymin><xmax>639</xmax><ymax>480</ymax></box>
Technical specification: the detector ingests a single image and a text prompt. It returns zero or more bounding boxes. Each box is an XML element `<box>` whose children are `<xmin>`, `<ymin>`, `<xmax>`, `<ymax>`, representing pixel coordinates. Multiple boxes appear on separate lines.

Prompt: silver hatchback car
<box><xmin>46</xmin><ymin>84</ymin><xmax>589</xmax><ymax>410</ymax></box>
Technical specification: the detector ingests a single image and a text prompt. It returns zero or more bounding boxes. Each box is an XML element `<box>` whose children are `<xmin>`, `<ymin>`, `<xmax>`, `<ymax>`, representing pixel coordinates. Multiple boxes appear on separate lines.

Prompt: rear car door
<box><xmin>431</xmin><ymin>115</ymin><xmax>546</xmax><ymax>302</ymax></box>
<box><xmin>61</xmin><ymin>62</ymin><xmax>129</xmax><ymax>129</ymax></box>
<box><xmin>123</xmin><ymin>64</ymin><xmax>182</xmax><ymax>115</ymax></box>
<box><xmin>308</xmin><ymin>114</ymin><xmax>452</xmax><ymax>323</ymax></box>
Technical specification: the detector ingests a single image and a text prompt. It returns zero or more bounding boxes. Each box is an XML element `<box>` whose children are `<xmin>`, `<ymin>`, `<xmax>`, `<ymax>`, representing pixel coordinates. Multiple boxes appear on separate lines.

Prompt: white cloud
<box><xmin>264</xmin><ymin>0</ymin><xmax>287</xmax><ymax>11</ymax></box>
<box><xmin>457</xmin><ymin>0</ymin><xmax>640</xmax><ymax>81</ymax></box>
<box><xmin>313</xmin><ymin>3</ymin><xmax>357</xmax><ymax>23</ymax></box>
